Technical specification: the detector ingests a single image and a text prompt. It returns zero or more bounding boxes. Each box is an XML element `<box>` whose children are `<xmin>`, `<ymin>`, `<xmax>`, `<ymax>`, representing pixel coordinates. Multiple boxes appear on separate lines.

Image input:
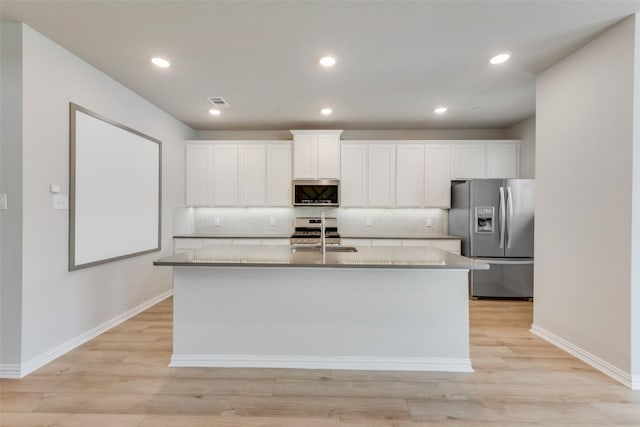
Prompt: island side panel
<box><xmin>172</xmin><ymin>266</ymin><xmax>471</xmax><ymax>372</ymax></box>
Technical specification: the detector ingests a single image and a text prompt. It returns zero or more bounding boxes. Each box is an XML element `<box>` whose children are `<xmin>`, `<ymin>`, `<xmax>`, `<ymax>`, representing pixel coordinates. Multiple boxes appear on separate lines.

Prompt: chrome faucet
<box><xmin>320</xmin><ymin>211</ymin><xmax>326</xmax><ymax>254</ymax></box>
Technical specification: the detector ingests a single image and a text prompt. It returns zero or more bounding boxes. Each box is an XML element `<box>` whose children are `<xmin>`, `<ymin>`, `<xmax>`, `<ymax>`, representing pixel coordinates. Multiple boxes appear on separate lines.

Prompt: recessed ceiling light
<box><xmin>489</xmin><ymin>52</ymin><xmax>511</xmax><ymax>65</ymax></box>
<box><xmin>434</xmin><ymin>107</ymin><xmax>448</xmax><ymax>114</ymax></box>
<box><xmin>319</xmin><ymin>56</ymin><xmax>336</xmax><ymax>67</ymax></box>
<box><xmin>209</xmin><ymin>109</ymin><xmax>221</xmax><ymax>116</ymax></box>
<box><xmin>151</xmin><ymin>57</ymin><xmax>171</xmax><ymax>68</ymax></box>
<box><xmin>321</xmin><ymin>108</ymin><xmax>333</xmax><ymax>115</ymax></box>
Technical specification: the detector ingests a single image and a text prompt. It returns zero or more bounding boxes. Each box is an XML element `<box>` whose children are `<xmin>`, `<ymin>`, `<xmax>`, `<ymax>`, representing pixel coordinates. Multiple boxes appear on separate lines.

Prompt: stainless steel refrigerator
<box><xmin>449</xmin><ymin>179</ymin><xmax>535</xmax><ymax>298</ymax></box>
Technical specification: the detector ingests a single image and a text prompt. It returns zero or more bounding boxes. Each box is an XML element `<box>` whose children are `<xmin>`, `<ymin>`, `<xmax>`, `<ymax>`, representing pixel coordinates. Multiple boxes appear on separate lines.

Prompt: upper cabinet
<box><xmin>340</xmin><ymin>142</ymin><xmax>396</xmax><ymax>208</ymax></box>
<box><xmin>266</xmin><ymin>144</ymin><xmax>292</xmax><ymax>207</ymax></box>
<box><xmin>185</xmin><ymin>138</ymin><xmax>519</xmax><ymax>209</ymax></box>
<box><xmin>396</xmin><ymin>144</ymin><xmax>424</xmax><ymax>208</ymax></box>
<box><xmin>424</xmin><ymin>144</ymin><xmax>452</xmax><ymax>208</ymax></box>
<box><xmin>291</xmin><ymin>130</ymin><xmax>342</xmax><ymax>179</ymax></box>
<box><xmin>451</xmin><ymin>140</ymin><xmax>520</xmax><ymax>180</ymax></box>
<box><xmin>185</xmin><ymin>141</ymin><xmax>292</xmax><ymax>207</ymax></box>
<box><xmin>185</xmin><ymin>145</ymin><xmax>213</xmax><ymax>207</ymax></box>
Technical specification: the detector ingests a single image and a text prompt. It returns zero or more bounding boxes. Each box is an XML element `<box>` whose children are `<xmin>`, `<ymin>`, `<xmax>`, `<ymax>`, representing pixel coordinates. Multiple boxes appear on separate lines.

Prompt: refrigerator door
<box><xmin>449</xmin><ymin>181</ymin><xmax>471</xmax><ymax>256</ymax></box>
<box><xmin>470</xmin><ymin>179</ymin><xmax>504</xmax><ymax>257</ymax></box>
<box><xmin>505</xmin><ymin>179</ymin><xmax>535</xmax><ymax>258</ymax></box>
<box><xmin>471</xmin><ymin>258</ymin><xmax>534</xmax><ymax>298</ymax></box>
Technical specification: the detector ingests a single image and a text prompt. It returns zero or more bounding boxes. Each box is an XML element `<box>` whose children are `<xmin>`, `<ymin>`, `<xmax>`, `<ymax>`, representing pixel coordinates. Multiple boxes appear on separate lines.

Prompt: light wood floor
<box><xmin>1</xmin><ymin>298</ymin><xmax>639</xmax><ymax>426</ymax></box>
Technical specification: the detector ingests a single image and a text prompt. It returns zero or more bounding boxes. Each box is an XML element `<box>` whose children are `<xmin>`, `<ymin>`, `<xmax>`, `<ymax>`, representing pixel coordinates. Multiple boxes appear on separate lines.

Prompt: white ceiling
<box><xmin>2</xmin><ymin>0</ymin><xmax>640</xmax><ymax>131</ymax></box>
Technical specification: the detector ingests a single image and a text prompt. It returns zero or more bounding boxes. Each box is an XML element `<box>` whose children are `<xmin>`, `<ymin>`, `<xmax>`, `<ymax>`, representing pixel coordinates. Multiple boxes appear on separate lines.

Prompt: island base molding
<box><xmin>170</xmin><ymin>354</ymin><xmax>473</xmax><ymax>372</ymax></box>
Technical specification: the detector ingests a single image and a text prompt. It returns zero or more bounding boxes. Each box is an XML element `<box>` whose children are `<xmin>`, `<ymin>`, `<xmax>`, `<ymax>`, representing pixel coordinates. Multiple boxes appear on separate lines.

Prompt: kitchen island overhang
<box><xmin>154</xmin><ymin>245</ymin><xmax>488</xmax><ymax>373</ymax></box>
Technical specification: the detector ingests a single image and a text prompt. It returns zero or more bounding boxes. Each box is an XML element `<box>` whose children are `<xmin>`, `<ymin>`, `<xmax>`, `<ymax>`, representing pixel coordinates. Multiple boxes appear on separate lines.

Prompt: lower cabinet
<box><xmin>341</xmin><ymin>238</ymin><xmax>461</xmax><ymax>255</ymax></box>
<box><xmin>173</xmin><ymin>238</ymin><xmax>290</xmax><ymax>254</ymax></box>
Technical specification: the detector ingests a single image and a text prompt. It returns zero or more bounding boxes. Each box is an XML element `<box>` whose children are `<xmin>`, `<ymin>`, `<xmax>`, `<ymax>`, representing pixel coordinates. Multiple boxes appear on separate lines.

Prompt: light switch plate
<box><xmin>426</xmin><ymin>218</ymin><xmax>433</xmax><ymax>228</ymax></box>
<box><xmin>53</xmin><ymin>194</ymin><xmax>68</xmax><ymax>210</ymax></box>
<box><xmin>0</xmin><ymin>193</ymin><xmax>7</xmax><ymax>211</ymax></box>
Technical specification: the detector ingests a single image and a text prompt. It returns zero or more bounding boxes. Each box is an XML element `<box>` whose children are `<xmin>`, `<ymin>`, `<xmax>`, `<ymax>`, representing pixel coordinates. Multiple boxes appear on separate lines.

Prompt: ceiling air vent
<box><xmin>206</xmin><ymin>96</ymin><xmax>230</xmax><ymax>108</ymax></box>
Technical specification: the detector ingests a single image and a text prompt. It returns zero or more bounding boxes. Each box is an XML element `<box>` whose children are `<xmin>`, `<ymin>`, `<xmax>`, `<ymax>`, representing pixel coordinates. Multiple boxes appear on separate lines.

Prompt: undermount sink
<box><xmin>290</xmin><ymin>245</ymin><xmax>358</xmax><ymax>253</ymax></box>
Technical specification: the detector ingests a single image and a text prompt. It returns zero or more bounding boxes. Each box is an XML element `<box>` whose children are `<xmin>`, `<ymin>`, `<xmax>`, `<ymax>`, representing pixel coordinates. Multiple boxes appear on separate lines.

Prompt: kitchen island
<box><xmin>154</xmin><ymin>244</ymin><xmax>488</xmax><ymax>372</ymax></box>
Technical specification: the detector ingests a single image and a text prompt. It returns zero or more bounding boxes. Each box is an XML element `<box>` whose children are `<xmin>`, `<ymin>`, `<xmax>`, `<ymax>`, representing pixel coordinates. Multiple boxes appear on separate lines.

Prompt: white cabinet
<box><xmin>396</xmin><ymin>144</ymin><xmax>424</xmax><ymax>207</ymax></box>
<box><xmin>451</xmin><ymin>143</ymin><xmax>486</xmax><ymax>179</ymax></box>
<box><xmin>451</xmin><ymin>140</ymin><xmax>520</xmax><ymax>179</ymax></box>
<box><xmin>185</xmin><ymin>145</ymin><xmax>212</xmax><ymax>206</ymax></box>
<box><xmin>185</xmin><ymin>141</ymin><xmax>292</xmax><ymax>207</ymax></box>
<box><xmin>174</xmin><ymin>237</ymin><xmax>290</xmax><ymax>254</ymax></box>
<box><xmin>339</xmin><ymin>142</ymin><xmax>395</xmax><ymax>208</ymax></box>
<box><xmin>424</xmin><ymin>144</ymin><xmax>451</xmax><ymax>208</ymax></box>
<box><xmin>211</xmin><ymin>145</ymin><xmax>239</xmax><ymax>206</ymax></box>
<box><xmin>341</xmin><ymin>238</ymin><xmax>372</xmax><ymax>248</ymax></box>
<box><xmin>371</xmin><ymin>239</ymin><xmax>402</xmax><ymax>247</ymax></box>
<box><xmin>341</xmin><ymin>142</ymin><xmax>453</xmax><ymax>208</ymax></box>
<box><xmin>340</xmin><ymin>238</ymin><xmax>461</xmax><ymax>254</ymax></box>
<box><xmin>317</xmin><ymin>134</ymin><xmax>341</xmax><ymax>179</ymax></box>
<box><xmin>266</xmin><ymin>144</ymin><xmax>292</xmax><ymax>206</ymax></box>
<box><xmin>368</xmin><ymin>144</ymin><xmax>396</xmax><ymax>207</ymax></box>
<box><xmin>431</xmin><ymin>239</ymin><xmax>461</xmax><ymax>254</ymax></box>
<box><xmin>239</xmin><ymin>145</ymin><xmax>266</xmax><ymax>206</ymax></box>
<box><xmin>291</xmin><ymin>130</ymin><xmax>342</xmax><ymax>179</ymax></box>
<box><xmin>340</xmin><ymin>144</ymin><xmax>368</xmax><ymax>207</ymax></box>
<box><xmin>486</xmin><ymin>142</ymin><xmax>519</xmax><ymax>178</ymax></box>
<box><xmin>173</xmin><ymin>237</ymin><xmax>233</xmax><ymax>255</ymax></box>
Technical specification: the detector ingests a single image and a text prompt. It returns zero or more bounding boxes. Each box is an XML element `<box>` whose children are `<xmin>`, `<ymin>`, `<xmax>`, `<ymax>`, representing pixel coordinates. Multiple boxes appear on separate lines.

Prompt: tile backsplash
<box><xmin>174</xmin><ymin>207</ymin><xmax>449</xmax><ymax>237</ymax></box>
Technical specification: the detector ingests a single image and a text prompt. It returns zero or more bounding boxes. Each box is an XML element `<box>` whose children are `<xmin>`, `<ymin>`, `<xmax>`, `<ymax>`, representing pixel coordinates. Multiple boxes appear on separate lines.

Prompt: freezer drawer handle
<box><xmin>499</xmin><ymin>187</ymin><xmax>506</xmax><ymax>248</ymax></box>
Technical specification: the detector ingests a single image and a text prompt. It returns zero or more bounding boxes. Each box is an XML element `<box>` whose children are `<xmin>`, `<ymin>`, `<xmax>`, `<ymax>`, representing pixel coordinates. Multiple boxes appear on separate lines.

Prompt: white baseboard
<box><xmin>530</xmin><ymin>323</ymin><xmax>637</xmax><ymax>390</ymax></box>
<box><xmin>0</xmin><ymin>364</ymin><xmax>22</xmax><ymax>379</ymax></box>
<box><xmin>170</xmin><ymin>354</ymin><xmax>474</xmax><ymax>373</ymax></box>
<box><xmin>0</xmin><ymin>289</ymin><xmax>172</xmax><ymax>379</ymax></box>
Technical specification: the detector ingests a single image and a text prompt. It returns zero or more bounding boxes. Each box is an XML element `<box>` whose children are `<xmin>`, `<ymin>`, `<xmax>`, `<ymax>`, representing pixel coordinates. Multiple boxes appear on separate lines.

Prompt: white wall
<box><xmin>507</xmin><ymin>115</ymin><xmax>535</xmax><ymax>178</ymax></box>
<box><xmin>2</xmin><ymin>24</ymin><xmax>194</xmax><ymax>374</ymax></box>
<box><xmin>534</xmin><ymin>14</ymin><xmax>638</xmax><ymax>387</ymax></box>
<box><xmin>0</xmin><ymin>22</ymin><xmax>24</xmax><ymax>371</ymax></box>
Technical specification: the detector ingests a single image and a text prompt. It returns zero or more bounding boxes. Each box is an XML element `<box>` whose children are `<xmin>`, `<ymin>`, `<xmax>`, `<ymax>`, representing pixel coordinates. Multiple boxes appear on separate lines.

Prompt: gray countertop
<box><xmin>154</xmin><ymin>244</ymin><xmax>487</xmax><ymax>270</ymax></box>
<box><xmin>174</xmin><ymin>234</ymin><xmax>461</xmax><ymax>240</ymax></box>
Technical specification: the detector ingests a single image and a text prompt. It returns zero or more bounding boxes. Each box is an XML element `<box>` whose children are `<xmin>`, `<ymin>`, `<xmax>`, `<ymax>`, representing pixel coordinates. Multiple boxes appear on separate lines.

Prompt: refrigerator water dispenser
<box><xmin>475</xmin><ymin>207</ymin><xmax>494</xmax><ymax>233</ymax></box>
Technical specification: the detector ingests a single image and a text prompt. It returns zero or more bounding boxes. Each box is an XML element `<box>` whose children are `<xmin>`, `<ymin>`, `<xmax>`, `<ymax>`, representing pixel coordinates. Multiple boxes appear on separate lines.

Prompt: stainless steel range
<box><xmin>290</xmin><ymin>217</ymin><xmax>340</xmax><ymax>246</ymax></box>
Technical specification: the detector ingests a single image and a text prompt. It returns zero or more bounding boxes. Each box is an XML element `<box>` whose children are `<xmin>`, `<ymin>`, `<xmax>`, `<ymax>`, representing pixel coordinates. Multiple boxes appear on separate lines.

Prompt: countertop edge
<box><xmin>174</xmin><ymin>234</ymin><xmax>462</xmax><ymax>240</ymax></box>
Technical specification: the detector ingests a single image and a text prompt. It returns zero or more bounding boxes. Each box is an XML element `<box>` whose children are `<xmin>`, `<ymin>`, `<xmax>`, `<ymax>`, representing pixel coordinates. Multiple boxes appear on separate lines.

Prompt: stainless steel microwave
<box><xmin>292</xmin><ymin>180</ymin><xmax>340</xmax><ymax>206</ymax></box>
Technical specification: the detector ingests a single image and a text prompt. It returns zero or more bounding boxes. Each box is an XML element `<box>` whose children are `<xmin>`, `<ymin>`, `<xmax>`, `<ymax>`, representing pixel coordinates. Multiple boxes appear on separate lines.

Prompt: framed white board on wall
<box><xmin>69</xmin><ymin>103</ymin><xmax>161</xmax><ymax>271</ymax></box>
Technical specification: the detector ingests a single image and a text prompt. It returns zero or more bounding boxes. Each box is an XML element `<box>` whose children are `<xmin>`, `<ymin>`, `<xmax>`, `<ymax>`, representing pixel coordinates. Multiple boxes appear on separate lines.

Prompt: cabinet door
<box><xmin>371</xmin><ymin>239</ymin><xmax>402</xmax><ymax>247</ymax></box>
<box><xmin>368</xmin><ymin>144</ymin><xmax>396</xmax><ymax>207</ymax></box>
<box><xmin>431</xmin><ymin>239</ymin><xmax>461</xmax><ymax>254</ymax></box>
<box><xmin>424</xmin><ymin>145</ymin><xmax>451</xmax><ymax>208</ymax></box>
<box><xmin>401</xmin><ymin>239</ymin><xmax>431</xmax><ymax>247</ymax></box>
<box><xmin>185</xmin><ymin>145</ymin><xmax>212</xmax><ymax>206</ymax></box>
<box><xmin>396</xmin><ymin>144</ymin><xmax>424</xmax><ymax>207</ymax></box>
<box><xmin>212</xmin><ymin>145</ymin><xmax>239</xmax><ymax>206</ymax></box>
<box><xmin>267</xmin><ymin>144</ymin><xmax>292</xmax><ymax>206</ymax></box>
<box><xmin>340</xmin><ymin>144</ymin><xmax>368</xmax><ymax>207</ymax></box>
<box><xmin>341</xmin><ymin>239</ymin><xmax>372</xmax><ymax>248</ymax></box>
<box><xmin>239</xmin><ymin>145</ymin><xmax>266</xmax><ymax>206</ymax></box>
<box><xmin>451</xmin><ymin>144</ymin><xmax>486</xmax><ymax>179</ymax></box>
<box><xmin>232</xmin><ymin>239</ymin><xmax>263</xmax><ymax>245</ymax></box>
<box><xmin>486</xmin><ymin>143</ymin><xmax>519</xmax><ymax>178</ymax></box>
<box><xmin>293</xmin><ymin>134</ymin><xmax>316</xmax><ymax>179</ymax></box>
<box><xmin>317</xmin><ymin>134</ymin><xmax>341</xmax><ymax>179</ymax></box>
